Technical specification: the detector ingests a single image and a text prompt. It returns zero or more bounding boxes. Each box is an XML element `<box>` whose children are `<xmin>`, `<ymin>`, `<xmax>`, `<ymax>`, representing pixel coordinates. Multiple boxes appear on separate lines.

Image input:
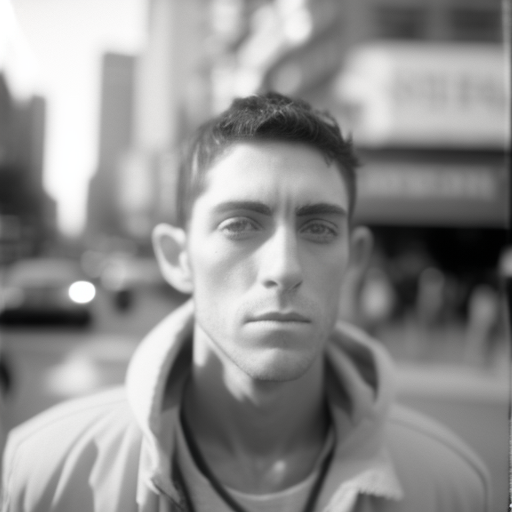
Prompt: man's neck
<box><xmin>182</xmin><ymin>334</ymin><xmax>329</xmax><ymax>494</ymax></box>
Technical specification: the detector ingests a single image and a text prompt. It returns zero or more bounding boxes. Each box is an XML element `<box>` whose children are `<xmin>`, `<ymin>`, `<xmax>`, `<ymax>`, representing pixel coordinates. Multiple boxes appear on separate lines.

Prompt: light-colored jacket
<box><xmin>2</xmin><ymin>300</ymin><xmax>491</xmax><ymax>511</ymax></box>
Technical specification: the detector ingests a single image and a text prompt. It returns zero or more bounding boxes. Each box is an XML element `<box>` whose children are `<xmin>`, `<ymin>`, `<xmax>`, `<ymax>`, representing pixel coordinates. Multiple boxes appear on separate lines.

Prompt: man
<box><xmin>2</xmin><ymin>93</ymin><xmax>490</xmax><ymax>511</ymax></box>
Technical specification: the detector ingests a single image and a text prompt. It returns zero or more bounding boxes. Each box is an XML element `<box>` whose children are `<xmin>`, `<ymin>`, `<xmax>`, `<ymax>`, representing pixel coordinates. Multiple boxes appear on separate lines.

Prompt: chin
<box><xmin>236</xmin><ymin>348</ymin><xmax>317</xmax><ymax>383</ymax></box>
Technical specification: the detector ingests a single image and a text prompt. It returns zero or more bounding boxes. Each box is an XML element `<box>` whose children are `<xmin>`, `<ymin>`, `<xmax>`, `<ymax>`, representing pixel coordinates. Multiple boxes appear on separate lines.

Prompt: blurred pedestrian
<box><xmin>359</xmin><ymin>266</ymin><xmax>396</xmax><ymax>336</ymax></box>
<box><xmin>2</xmin><ymin>93</ymin><xmax>490</xmax><ymax>512</ymax></box>
<box><xmin>464</xmin><ymin>284</ymin><xmax>501</xmax><ymax>366</ymax></box>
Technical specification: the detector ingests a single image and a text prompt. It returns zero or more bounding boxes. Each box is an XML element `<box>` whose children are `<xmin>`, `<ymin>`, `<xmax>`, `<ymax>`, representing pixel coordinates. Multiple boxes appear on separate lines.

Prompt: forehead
<box><xmin>194</xmin><ymin>141</ymin><xmax>349</xmax><ymax>212</ymax></box>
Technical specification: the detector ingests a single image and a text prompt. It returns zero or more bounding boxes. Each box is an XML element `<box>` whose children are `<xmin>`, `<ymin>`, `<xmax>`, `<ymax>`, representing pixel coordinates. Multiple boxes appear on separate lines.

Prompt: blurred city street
<box><xmin>2</xmin><ymin>285</ymin><xmax>188</xmax><ymax>427</ymax></box>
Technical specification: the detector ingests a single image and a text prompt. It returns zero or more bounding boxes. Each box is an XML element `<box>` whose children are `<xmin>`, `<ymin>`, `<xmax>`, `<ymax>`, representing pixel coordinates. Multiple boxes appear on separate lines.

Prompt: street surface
<box><xmin>1</xmin><ymin>286</ymin><xmax>508</xmax><ymax>511</ymax></box>
<box><xmin>2</xmin><ymin>286</ymin><xmax>188</xmax><ymax>427</ymax></box>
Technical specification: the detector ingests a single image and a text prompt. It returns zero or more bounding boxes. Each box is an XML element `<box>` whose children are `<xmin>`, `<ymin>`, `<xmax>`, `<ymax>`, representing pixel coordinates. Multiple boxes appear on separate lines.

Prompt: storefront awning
<box><xmin>354</xmin><ymin>162</ymin><xmax>509</xmax><ymax>227</ymax></box>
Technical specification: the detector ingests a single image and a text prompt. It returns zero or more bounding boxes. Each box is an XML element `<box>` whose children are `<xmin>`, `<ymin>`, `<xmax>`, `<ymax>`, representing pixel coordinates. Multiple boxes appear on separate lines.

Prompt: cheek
<box><xmin>188</xmin><ymin>239</ymin><xmax>255</xmax><ymax>299</ymax></box>
<box><xmin>307</xmin><ymin>248</ymin><xmax>350</xmax><ymax>305</ymax></box>
<box><xmin>310</xmin><ymin>244</ymin><xmax>349</xmax><ymax>281</ymax></box>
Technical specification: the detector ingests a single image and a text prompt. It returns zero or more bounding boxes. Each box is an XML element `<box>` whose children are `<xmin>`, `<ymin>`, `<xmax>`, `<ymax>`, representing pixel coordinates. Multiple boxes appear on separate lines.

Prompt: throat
<box><xmin>181</xmin><ymin>386</ymin><xmax>331</xmax><ymax>494</ymax></box>
<box><xmin>177</xmin><ymin>404</ymin><xmax>335</xmax><ymax>512</ymax></box>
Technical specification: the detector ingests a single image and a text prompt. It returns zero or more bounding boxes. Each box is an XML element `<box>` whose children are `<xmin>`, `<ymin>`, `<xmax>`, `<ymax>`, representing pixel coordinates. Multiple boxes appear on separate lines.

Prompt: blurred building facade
<box><xmin>87</xmin><ymin>53</ymin><xmax>137</xmax><ymax>242</ymax></box>
<box><xmin>86</xmin><ymin>0</ymin><xmax>214</xmax><ymax>251</ymax></box>
<box><xmin>0</xmin><ymin>10</ymin><xmax>57</xmax><ymax>266</ymax></box>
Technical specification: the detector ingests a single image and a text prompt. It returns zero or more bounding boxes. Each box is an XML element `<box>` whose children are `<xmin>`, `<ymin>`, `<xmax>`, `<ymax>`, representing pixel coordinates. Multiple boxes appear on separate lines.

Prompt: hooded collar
<box><xmin>125</xmin><ymin>299</ymin><xmax>403</xmax><ymax>509</ymax></box>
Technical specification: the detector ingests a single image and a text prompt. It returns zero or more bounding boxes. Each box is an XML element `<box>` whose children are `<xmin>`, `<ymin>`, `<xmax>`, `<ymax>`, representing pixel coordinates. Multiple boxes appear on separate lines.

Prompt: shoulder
<box><xmin>386</xmin><ymin>404</ymin><xmax>491</xmax><ymax>512</ymax></box>
<box><xmin>3</xmin><ymin>387</ymin><xmax>142</xmax><ymax>512</ymax></box>
<box><xmin>5</xmin><ymin>387</ymin><xmax>138</xmax><ymax>458</ymax></box>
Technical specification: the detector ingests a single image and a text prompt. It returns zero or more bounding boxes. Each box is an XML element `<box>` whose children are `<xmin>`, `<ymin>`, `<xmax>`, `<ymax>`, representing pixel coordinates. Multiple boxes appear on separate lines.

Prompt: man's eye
<box><xmin>300</xmin><ymin>221</ymin><xmax>338</xmax><ymax>243</ymax></box>
<box><xmin>219</xmin><ymin>218</ymin><xmax>259</xmax><ymax>239</ymax></box>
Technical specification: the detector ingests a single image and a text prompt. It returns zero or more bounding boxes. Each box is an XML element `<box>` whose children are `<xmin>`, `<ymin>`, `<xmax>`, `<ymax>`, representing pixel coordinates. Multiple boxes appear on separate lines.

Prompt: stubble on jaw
<box><xmin>192</xmin><ymin>314</ymin><xmax>332</xmax><ymax>387</ymax></box>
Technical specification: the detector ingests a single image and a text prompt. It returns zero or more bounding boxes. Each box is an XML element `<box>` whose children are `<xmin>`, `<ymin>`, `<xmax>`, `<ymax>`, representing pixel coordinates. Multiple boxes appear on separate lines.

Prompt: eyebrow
<box><xmin>213</xmin><ymin>201</ymin><xmax>346</xmax><ymax>217</ymax></box>
<box><xmin>214</xmin><ymin>201</ymin><xmax>272</xmax><ymax>215</ymax></box>
<box><xmin>295</xmin><ymin>203</ymin><xmax>347</xmax><ymax>217</ymax></box>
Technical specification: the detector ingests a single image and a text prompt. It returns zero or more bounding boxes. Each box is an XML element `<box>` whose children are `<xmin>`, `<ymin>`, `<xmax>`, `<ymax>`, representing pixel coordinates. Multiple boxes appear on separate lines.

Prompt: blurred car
<box><xmin>99</xmin><ymin>255</ymin><xmax>164</xmax><ymax>311</ymax></box>
<box><xmin>0</xmin><ymin>258</ymin><xmax>96</xmax><ymax>326</ymax></box>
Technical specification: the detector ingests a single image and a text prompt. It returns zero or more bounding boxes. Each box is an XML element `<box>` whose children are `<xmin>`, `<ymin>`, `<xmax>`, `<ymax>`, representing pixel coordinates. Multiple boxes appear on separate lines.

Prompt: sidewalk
<box><xmin>394</xmin><ymin>357</ymin><xmax>509</xmax><ymax>512</ymax></box>
<box><xmin>395</xmin><ymin>360</ymin><xmax>509</xmax><ymax>402</ymax></box>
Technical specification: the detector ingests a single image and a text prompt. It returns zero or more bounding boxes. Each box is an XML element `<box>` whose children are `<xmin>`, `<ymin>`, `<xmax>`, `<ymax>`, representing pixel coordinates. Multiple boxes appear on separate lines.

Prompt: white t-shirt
<box><xmin>175</xmin><ymin>416</ymin><xmax>334</xmax><ymax>512</ymax></box>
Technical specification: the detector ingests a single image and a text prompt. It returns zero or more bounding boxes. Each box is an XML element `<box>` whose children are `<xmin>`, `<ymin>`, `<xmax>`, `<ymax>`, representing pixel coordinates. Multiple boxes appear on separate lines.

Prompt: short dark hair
<box><xmin>176</xmin><ymin>92</ymin><xmax>359</xmax><ymax>228</ymax></box>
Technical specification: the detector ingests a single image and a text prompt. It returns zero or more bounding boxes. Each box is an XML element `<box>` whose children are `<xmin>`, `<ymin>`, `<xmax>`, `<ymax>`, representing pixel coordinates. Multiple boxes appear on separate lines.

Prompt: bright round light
<box><xmin>68</xmin><ymin>281</ymin><xmax>96</xmax><ymax>304</ymax></box>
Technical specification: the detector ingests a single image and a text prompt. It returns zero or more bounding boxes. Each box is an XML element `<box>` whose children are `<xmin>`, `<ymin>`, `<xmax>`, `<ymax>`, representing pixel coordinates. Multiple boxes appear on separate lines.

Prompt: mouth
<box><xmin>248</xmin><ymin>312</ymin><xmax>311</xmax><ymax>323</ymax></box>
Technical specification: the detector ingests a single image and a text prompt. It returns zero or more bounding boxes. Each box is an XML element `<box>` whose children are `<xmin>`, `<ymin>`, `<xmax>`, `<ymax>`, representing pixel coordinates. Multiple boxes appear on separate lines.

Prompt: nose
<box><xmin>258</xmin><ymin>225</ymin><xmax>303</xmax><ymax>292</ymax></box>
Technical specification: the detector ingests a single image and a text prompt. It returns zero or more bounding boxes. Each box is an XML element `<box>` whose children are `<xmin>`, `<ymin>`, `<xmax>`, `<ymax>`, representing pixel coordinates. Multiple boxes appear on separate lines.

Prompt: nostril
<box><xmin>263</xmin><ymin>276</ymin><xmax>303</xmax><ymax>292</ymax></box>
<box><xmin>261</xmin><ymin>259</ymin><xmax>303</xmax><ymax>291</ymax></box>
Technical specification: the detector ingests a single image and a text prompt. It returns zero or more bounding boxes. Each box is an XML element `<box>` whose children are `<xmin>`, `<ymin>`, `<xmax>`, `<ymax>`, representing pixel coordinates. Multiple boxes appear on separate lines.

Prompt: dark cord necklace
<box><xmin>174</xmin><ymin>406</ymin><xmax>334</xmax><ymax>512</ymax></box>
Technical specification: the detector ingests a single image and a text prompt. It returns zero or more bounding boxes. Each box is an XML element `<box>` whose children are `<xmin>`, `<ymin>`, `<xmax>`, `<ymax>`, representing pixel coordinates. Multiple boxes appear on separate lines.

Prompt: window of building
<box><xmin>448</xmin><ymin>7</ymin><xmax>502</xmax><ymax>42</ymax></box>
<box><xmin>373</xmin><ymin>6</ymin><xmax>428</xmax><ymax>40</ymax></box>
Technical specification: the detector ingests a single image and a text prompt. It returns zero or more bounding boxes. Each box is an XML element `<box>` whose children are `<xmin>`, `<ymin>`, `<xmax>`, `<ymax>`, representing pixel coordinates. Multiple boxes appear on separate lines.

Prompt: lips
<box><xmin>248</xmin><ymin>311</ymin><xmax>310</xmax><ymax>323</ymax></box>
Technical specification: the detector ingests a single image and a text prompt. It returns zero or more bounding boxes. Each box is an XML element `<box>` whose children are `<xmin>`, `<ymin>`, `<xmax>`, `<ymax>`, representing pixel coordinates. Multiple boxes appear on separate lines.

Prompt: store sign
<box><xmin>359</xmin><ymin>165</ymin><xmax>497</xmax><ymax>200</ymax></box>
<box><xmin>354</xmin><ymin>163</ymin><xmax>508</xmax><ymax>227</ymax></box>
<box><xmin>335</xmin><ymin>43</ymin><xmax>510</xmax><ymax>148</ymax></box>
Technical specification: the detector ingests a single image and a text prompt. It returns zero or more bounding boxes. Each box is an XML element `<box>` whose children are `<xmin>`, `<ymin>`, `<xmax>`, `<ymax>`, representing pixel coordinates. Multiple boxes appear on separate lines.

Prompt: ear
<box><xmin>348</xmin><ymin>225</ymin><xmax>373</xmax><ymax>276</ymax></box>
<box><xmin>152</xmin><ymin>223</ymin><xmax>193</xmax><ymax>294</ymax></box>
<box><xmin>338</xmin><ymin>225</ymin><xmax>373</xmax><ymax>322</ymax></box>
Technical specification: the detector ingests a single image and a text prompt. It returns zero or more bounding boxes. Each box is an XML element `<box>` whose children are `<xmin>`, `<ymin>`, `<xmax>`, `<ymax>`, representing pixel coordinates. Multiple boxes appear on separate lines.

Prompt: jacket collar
<box><xmin>125</xmin><ymin>299</ymin><xmax>403</xmax><ymax>508</ymax></box>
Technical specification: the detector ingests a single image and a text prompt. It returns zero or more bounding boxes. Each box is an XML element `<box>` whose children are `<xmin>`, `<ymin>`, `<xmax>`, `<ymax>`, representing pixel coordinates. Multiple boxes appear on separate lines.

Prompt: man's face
<box><xmin>185</xmin><ymin>141</ymin><xmax>352</xmax><ymax>382</ymax></box>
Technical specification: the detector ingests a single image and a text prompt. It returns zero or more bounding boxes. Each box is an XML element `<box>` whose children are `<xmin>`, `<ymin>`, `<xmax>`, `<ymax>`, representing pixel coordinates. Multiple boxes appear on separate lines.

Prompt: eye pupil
<box><xmin>301</xmin><ymin>221</ymin><xmax>337</xmax><ymax>243</ymax></box>
<box><xmin>219</xmin><ymin>217</ymin><xmax>259</xmax><ymax>239</ymax></box>
<box><xmin>229</xmin><ymin>220</ymin><xmax>251</xmax><ymax>231</ymax></box>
